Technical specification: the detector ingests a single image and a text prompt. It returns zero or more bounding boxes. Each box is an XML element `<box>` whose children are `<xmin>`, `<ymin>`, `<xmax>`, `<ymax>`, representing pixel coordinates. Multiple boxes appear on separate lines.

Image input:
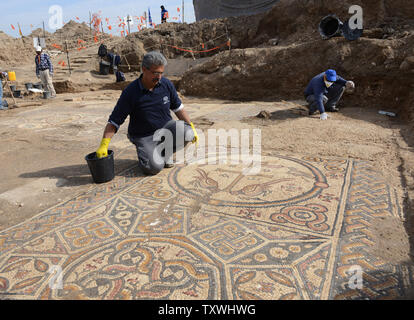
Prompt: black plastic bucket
<box><xmin>43</xmin><ymin>91</ymin><xmax>51</xmax><ymax>99</ymax></box>
<box><xmin>319</xmin><ymin>15</ymin><xmax>343</xmax><ymax>39</ymax></box>
<box><xmin>25</xmin><ymin>83</ymin><xmax>33</xmax><ymax>90</ymax></box>
<box><xmin>85</xmin><ymin>150</ymin><xmax>115</xmax><ymax>184</ymax></box>
<box><xmin>10</xmin><ymin>85</ymin><xmax>16</xmax><ymax>91</ymax></box>
<box><xmin>99</xmin><ymin>61</ymin><xmax>111</xmax><ymax>75</ymax></box>
<box><xmin>13</xmin><ymin>90</ymin><xmax>21</xmax><ymax>98</ymax></box>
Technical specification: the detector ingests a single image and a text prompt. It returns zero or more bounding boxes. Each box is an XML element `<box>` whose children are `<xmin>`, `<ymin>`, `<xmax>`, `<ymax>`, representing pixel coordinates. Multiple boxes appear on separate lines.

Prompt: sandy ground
<box><xmin>0</xmin><ymin>45</ymin><xmax>413</xmax><ymax>297</ymax></box>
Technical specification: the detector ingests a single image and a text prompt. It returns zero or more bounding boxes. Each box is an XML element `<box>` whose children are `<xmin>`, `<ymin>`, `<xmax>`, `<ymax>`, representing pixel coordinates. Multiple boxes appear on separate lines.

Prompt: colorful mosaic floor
<box><xmin>0</xmin><ymin>154</ymin><xmax>413</xmax><ymax>300</ymax></box>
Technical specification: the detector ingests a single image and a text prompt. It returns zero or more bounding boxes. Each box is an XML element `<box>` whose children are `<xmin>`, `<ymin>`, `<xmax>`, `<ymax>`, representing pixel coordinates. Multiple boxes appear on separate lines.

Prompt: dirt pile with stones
<box><xmin>179</xmin><ymin>0</ymin><xmax>414</xmax><ymax>121</ymax></box>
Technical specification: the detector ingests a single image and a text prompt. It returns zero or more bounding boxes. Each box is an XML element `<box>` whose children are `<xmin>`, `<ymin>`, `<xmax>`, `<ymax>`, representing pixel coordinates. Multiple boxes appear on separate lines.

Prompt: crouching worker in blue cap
<box><xmin>95</xmin><ymin>51</ymin><xmax>198</xmax><ymax>175</ymax></box>
<box><xmin>304</xmin><ymin>69</ymin><xmax>355</xmax><ymax>120</ymax></box>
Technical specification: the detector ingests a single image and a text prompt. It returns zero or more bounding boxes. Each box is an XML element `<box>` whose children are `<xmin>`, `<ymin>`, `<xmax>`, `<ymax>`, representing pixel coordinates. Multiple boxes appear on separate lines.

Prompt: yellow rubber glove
<box><xmin>96</xmin><ymin>137</ymin><xmax>111</xmax><ymax>158</ymax></box>
<box><xmin>190</xmin><ymin>122</ymin><xmax>198</xmax><ymax>146</ymax></box>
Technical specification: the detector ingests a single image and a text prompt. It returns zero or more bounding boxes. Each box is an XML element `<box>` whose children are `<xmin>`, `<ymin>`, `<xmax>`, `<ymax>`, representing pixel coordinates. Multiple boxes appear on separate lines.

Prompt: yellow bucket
<box><xmin>7</xmin><ymin>71</ymin><xmax>16</xmax><ymax>81</ymax></box>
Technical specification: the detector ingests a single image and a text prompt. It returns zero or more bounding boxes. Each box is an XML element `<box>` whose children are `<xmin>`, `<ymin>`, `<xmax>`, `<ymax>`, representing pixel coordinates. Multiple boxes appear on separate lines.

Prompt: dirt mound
<box><xmin>53</xmin><ymin>80</ymin><xmax>80</xmax><ymax>94</ymax></box>
<box><xmin>28</xmin><ymin>28</ymin><xmax>53</xmax><ymax>38</ymax></box>
<box><xmin>178</xmin><ymin>0</ymin><xmax>414</xmax><ymax>122</ymax></box>
<box><xmin>106</xmin><ymin>39</ymin><xmax>146</xmax><ymax>72</ymax></box>
<box><xmin>255</xmin><ymin>0</ymin><xmax>414</xmax><ymax>45</ymax></box>
<box><xmin>107</xmin><ymin>15</ymin><xmax>264</xmax><ymax>73</ymax></box>
<box><xmin>0</xmin><ymin>21</ymin><xmax>114</xmax><ymax>67</ymax></box>
<box><xmin>53</xmin><ymin>20</ymin><xmax>91</xmax><ymax>39</ymax></box>
<box><xmin>0</xmin><ymin>31</ymin><xmax>13</xmax><ymax>41</ymax></box>
<box><xmin>180</xmin><ymin>33</ymin><xmax>414</xmax><ymax>118</ymax></box>
<box><xmin>126</xmin><ymin>14</ymin><xmax>264</xmax><ymax>59</ymax></box>
<box><xmin>0</xmin><ymin>35</ymin><xmax>37</xmax><ymax>66</ymax></box>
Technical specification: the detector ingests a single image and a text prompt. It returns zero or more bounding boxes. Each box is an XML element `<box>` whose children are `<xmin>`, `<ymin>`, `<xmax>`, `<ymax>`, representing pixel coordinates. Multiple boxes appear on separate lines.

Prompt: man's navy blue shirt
<box><xmin>304</xmin><ymin>72</ymin><xmax>347</xmax><ymax>113</ymax></box>
<box><xmin>161</xmin><ymin>8</ymin><xmax>168</xmax><ymax>20</ymax></box>
<box><xmin>108</xmin><ymin>75</ymin><xmax>182</xmax><ymax>138</ymax></box>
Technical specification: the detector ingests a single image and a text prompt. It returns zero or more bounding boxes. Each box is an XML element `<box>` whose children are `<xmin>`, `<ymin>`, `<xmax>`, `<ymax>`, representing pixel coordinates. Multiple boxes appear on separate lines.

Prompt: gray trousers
<box><xmin>306</xmin><ymin>83</ymin><xmax>345</xmax><ymax>113</ymax></box>
<box><xmin>128</xmin><ymin>120</ymin><xmax>194</xmax><ymax>175</ymax></box>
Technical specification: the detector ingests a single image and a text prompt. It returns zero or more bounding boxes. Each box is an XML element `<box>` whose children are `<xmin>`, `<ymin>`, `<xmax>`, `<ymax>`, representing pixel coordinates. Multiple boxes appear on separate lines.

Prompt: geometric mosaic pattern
<box><xmin>0</xmin><ymin>154</ymin><xmax>412</xmax><ymax>299</ymax></box>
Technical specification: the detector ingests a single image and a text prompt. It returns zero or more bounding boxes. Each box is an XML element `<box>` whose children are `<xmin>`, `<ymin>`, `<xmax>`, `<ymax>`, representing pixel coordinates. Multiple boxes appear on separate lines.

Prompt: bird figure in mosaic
<box><xmin>230</xmin><ymin>178</ymin><xmax>293</xmax><ymax>197</ymax></box>
<box><xmin>192</xmin><ymin>169</ymin><xmax>219</xmax><ymax>192</ymax></box>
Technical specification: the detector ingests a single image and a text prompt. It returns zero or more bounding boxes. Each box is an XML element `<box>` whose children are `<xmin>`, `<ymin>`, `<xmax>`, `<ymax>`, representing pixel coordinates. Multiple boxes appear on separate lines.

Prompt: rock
<box><xmin>222</xmin><ymin>66</ymin><xmax>233</xmax><ymax>75</ymax></box>
<box><xmin>256</xmin><ymin>110</ymin><xmax>271</xmax><ymax>119</ymax></box>
<box><xmin>244</xmin><ymin>49</ymin><xmax>256</xmax><ymax>58</ymax></box>
<box><xmin>233</xmin><ymin>65</ymin><xmax>241</xmax><ymax>73</ymax></box>
<box><xmin>268</xmin><ymin>38</ymin><xmax>279</xmax><ymax>46</ymax></box>
<box><xmin>400</xmin><ymin>61</ymin><xmax>410</xmax><ymax>70</ymax></box>
<box><xmin>400</xmin><ymin>56</ymin><xmax>414</xmax><ymax>70</ymax></box>
<box><xmin>406</xmin><ymin>56</ymin><xmax>414</xmax><ymax>65</ymax></box>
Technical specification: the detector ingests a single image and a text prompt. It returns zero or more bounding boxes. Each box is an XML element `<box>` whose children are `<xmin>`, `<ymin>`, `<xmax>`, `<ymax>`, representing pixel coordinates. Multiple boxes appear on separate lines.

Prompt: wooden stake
<box><xmin>4</xmin><ymin>80</ymin><xmax>17</xmax><ymax>106</ymax></box>
<box><xmin>89</xmin><ymin>12</ymin><xmax>92</xmax><ymax>38</ymax></box>
<box><xmin>65</xmin><ymin>41</ymin><xmax>72</xmax><ymax>75</ymax></box>
<box><xmin>182</xmin><ymin>0</ymin><xmax>185</xmax><ymax>23</ymax></box>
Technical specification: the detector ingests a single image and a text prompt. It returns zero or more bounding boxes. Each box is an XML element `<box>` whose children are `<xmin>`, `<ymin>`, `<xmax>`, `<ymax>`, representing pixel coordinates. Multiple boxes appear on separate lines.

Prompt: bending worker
<box><xmin>96</xmin><ymin>51</ymin><xmax>198</xmax><ymax>175</ymax></box>
<box><xmin>304</xmin><ymin>69</ymin><xmax>355</xmax><ymax>120</ymax></box>
<box><xmin>0</xmin><ymin>70</ymin><xmax>8</xmax><ymax>110</ymax></box>
<box><xmin>35</xmin><ymin>46</ymin><xmax>56</xmax><ymax>98</ymax></box>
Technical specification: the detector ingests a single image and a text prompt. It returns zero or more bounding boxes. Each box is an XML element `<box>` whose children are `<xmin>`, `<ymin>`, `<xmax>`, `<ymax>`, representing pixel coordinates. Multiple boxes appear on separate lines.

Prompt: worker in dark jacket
<box><xmin>161</xmin><ymin>5</ymin><xmax>169</xmax><ymax>23</ymax></box>
<box><xmin>96</xmin><ymin>51</ymin><xmax>198</xmax><ymax>175</ymax></box>
<box><xmin>304</xmin><ymin>69</ymin><xmax>355</xmax><ymax>120</ymax></box>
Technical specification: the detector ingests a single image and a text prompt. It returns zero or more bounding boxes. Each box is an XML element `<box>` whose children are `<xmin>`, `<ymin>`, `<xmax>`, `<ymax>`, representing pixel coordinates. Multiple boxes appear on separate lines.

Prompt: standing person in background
<box><xmin>35</xmin><ymin>46</ymin><xmax>56</xmax><ymax>98</ymax></box>
<box><xmin>161</xmin><ymin>5</ymin><xmax>169</xmax><ymax>23</ymax></box>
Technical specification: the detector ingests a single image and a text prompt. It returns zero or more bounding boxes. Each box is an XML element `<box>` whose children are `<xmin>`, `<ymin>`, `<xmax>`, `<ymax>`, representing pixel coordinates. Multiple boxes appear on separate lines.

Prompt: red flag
<box><xmin>108</xmin><ymin>25</ymin><xmax>112</xmax><ymax>30</ymax></box>
<box><xmin>11</xmin><ymin>24</ymin><xmax>15</xmax><ymax>30</ymax></box>
<box><xmin>76</xmin><ymin>17</ymin><xmax>80</xmax><ymax>20</ymax></box>
<box><xmin>177</xmin><ymin>7</ymin><xmax>180</xmax><ymax>12</ymax></box>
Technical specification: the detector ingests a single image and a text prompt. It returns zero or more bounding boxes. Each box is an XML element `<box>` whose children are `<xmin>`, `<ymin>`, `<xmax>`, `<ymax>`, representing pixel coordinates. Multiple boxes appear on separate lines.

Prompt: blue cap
<box><xmin>325</xmin><ymin>69</ymin><xmax>337</xmax><ymax>82</ymax></box>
